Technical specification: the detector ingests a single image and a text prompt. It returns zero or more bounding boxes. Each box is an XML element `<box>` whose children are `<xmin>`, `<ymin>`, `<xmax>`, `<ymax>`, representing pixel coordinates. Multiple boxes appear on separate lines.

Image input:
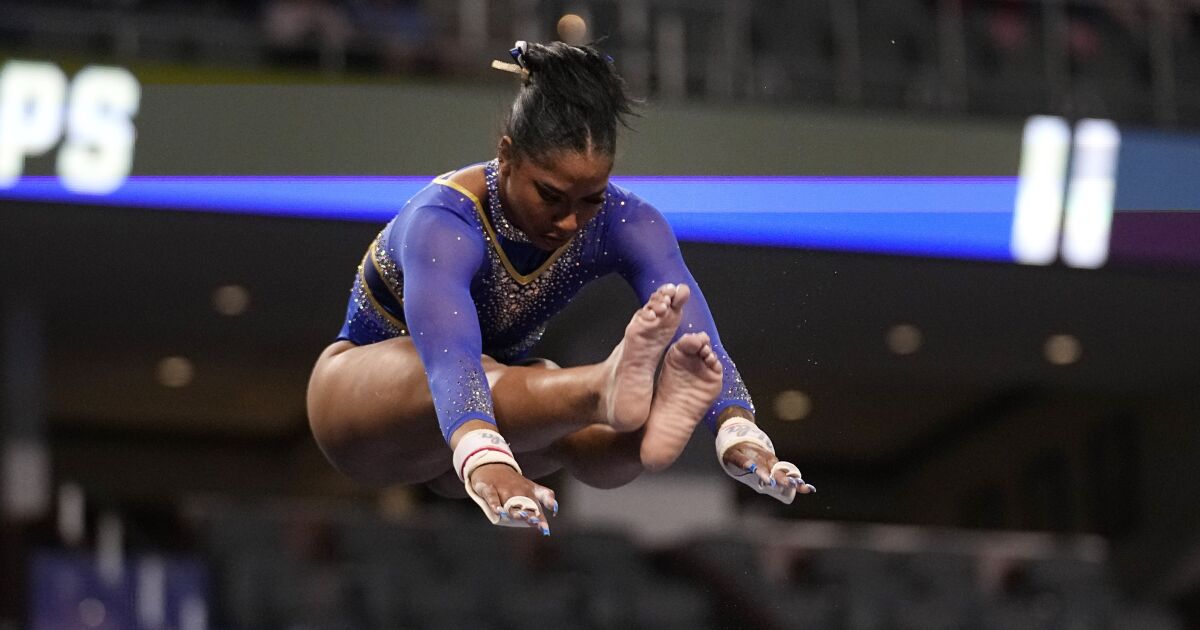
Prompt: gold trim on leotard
<box><xmin>432</xmin><ymin>175</ymin><xmax>573</xmax><ymax>287</ymax></box>
<box><xmin>357</xmin><ymin>243</ymin><xmax>407</xmax><ymax>333</ymax></box>
<box><xmin>368</xmin><ymin>240</ymin><xmax>405</xmax><ymax>307</ymax></box>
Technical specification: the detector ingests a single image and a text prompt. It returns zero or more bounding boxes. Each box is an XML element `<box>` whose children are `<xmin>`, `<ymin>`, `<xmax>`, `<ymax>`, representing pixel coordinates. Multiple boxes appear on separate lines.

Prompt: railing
<box><xmin>1</xmin><ymin>0</ymin><xmax>1197</xmax><ymax>126</ymax></box>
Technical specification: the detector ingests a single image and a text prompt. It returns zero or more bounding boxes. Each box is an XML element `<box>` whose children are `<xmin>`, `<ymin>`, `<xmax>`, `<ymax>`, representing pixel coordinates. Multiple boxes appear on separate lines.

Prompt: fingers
<box><xmin>532</xmin><ymin>484</ymin><xmax>558</xmax><ymax>518</ymax></box>
<box><xmin>726</xmin><ymin>443</ymin><xmax>779</xmax><ymax>487</ymax></box>
<box><xmin>501</xmin><ymin>495</ymin><xmax>549</xmax><ymax>534</ymax></box>
<box><xmin>474</xmin><ymin>479</ymin><xmax>503</xmax><ymax>514</ymax></box>
<box><xmin>471</xmin><ymin>464</ymin><xmax>557</xmax><ymax>534</ymax></box>
<box><xmin>723</xmin><ymin>444</ymin><xmax>817</xmax><ymax>498</ymax></box>
<box><xmin>771</xmin><ymin>461</ymin><xmax>816</xmax><ymax>494</ymax></box>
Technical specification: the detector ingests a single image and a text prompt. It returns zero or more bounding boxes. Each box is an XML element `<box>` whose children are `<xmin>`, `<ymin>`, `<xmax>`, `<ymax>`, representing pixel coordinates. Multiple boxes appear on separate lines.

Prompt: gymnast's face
<box><xmin>497</xmin><ymin>137</ymin><xmax>613</xmax><ymax>251</ymax></box>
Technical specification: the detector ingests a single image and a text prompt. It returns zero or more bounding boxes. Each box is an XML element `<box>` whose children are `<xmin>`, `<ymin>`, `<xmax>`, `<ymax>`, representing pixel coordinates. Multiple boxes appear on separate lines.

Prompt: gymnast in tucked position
<box><xmin>307</xmin><ymin>41</ymin><xmax>814</xmax><ymax>534</ymax></box>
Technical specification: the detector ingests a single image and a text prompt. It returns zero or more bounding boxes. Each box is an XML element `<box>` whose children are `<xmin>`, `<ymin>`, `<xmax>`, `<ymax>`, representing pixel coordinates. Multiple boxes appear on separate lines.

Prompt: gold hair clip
<box><xmin>491</xmin><ymin>60</ymin><xmax>529</xmax><ymax>80</ymax></box>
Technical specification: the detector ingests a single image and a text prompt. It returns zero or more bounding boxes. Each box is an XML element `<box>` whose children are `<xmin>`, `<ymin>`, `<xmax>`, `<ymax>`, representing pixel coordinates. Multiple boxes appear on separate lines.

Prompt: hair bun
<box><xmin>509</xmin><ymin>41</ymin><xmax>530</xmax><ymax>69</ymax></box>
<box><xmin>501</xmin><ymin>40</ymin><xmax>637</xmax><ymax>160</ymax></box>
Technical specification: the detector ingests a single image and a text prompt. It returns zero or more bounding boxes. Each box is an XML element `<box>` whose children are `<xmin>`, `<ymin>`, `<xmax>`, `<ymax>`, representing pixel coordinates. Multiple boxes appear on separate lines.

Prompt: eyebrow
<box><xmin>537</xmin><ymin>180</ymin><xmax>607</xmax><ymax>199</ymax></box>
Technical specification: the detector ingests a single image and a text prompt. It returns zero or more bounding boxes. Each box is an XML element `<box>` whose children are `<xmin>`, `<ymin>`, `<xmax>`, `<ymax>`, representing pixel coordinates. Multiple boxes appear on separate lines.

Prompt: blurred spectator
<box><xmin>858</xmin><ymin>0</ymin><xmax>938</xmax><ymax>108</ymax></box>
<box><xmin>1176</xmin><ymin>3</ymin><xmax>1200</xmax><ymax>119</ymax></box>
<box><xmin>1064</xmin><ymin>4</ymin><xmax>1148</xmax><ymax>120</ymax></box>
<box><xmin>967</xmin><ymin>0</ymin><xmax>1046</xmax><ymax>114</ymax></box>
<box><xmin>347</xmin><ymin>0</ymin><xmax>435</xmax><ymax>74</ymax></box>
<box><xmin>262</xmin><ymin>0</ymin><xmax>355</xmax><ymax>71</ymax></box>
<box><xmin>750</xmin><ymin>1</ymin><xmax>836</xmax><ymax>101</ymax></box>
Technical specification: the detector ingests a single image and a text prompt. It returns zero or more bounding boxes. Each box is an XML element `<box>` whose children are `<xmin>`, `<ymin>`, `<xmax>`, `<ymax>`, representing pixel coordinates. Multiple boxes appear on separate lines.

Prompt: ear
<box><xmin>497</xmin><ymin>136</ymin><xmax>515</xmax><ymax>176</ymax></box>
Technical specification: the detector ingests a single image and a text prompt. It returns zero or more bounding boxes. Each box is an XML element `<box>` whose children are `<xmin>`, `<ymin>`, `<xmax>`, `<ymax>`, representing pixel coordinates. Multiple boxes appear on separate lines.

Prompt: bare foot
<box><xmin>640</xmin><ymin>332</ymin><xmax>723</xmax><ymax>472</ymax></box>
<box><xmin>600</xmin><ymin>283</ymin><xmax>690</xmax><ymax>431</ymax></box>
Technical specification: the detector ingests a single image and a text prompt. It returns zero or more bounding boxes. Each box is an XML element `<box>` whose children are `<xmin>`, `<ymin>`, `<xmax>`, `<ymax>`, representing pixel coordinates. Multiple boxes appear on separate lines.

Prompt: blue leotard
<box><xmin>337</xmin><ymin>163</ymin><xmax>754</xmax><ymax>442</ymax></box>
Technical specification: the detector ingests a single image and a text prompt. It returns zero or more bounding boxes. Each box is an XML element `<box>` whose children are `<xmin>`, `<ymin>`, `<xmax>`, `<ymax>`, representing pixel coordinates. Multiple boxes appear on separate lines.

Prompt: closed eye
<box><xmin>535</xmin><ymin>182</ymin><xmax>563</xmax><ymax>203</ymax></box>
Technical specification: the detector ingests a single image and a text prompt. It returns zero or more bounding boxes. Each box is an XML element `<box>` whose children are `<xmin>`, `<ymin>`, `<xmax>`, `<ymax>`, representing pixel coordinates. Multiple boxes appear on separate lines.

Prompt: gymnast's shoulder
<box><xmin>389</xmin><ymin>163</ymin><xmax>489</xmax><ymax>228</ymax></box>
<box><xmin>603</xmin><ymin>180</ymin><xmax>663</xmax><ymax>222</ymax></box>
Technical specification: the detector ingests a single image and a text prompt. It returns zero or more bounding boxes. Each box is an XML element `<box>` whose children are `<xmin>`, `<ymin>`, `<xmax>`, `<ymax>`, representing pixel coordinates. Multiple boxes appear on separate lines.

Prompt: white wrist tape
<box><xmin>452</xmin><ymin>429</ymin><xmax>538</xmax><ymax>527</ymax></box>
<box><xmin>715</xmin><ymin>417</ymin><xmax>804</xmax><ymax>505</ymax></box>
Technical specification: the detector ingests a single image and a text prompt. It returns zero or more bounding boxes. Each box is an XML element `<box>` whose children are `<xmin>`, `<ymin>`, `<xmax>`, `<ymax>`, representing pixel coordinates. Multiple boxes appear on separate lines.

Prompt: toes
<box><xmin>698</xmin><ymin>344</ymin><xmax>721</xmax><ymax>370</ymax></box>
<box><xmin>671</xmin><ymin>284</ymin><xmax>691</xmax><ymax>310</ymax></box>
<box><xmin>640</xmin><ymin>290</ymin><xmax>675</xmax><ymax>320</ymax></box>
<box><xmin>673</xmin><ymin>332</ymin><xmax>710</xmax><ymax>355</ymax></box>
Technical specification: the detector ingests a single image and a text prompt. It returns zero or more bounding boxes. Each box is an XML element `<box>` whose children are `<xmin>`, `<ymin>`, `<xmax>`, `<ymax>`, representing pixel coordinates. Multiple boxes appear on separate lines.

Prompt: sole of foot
<box><xmin>639</xmin><ymin>331</ymin><xmax>723</xmax><ymax>472</ymax></box>
<box><xmin>603</xmin><ymin>283</ymin><xmax>690</xmax><ymax>432</ymax></box>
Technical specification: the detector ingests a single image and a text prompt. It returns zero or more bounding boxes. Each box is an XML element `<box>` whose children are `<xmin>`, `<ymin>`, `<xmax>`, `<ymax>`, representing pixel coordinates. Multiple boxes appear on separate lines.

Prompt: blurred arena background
<box><xmin>2</xmin><ymin>0</ymin><xmax>1200</xmax><ymax>628</ymax></box>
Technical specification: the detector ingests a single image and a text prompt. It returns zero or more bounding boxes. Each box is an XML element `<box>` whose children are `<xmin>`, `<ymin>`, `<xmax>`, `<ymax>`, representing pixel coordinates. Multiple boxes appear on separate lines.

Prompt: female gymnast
<box><xmin>307</xmin><ymin>41</ymin><xmax>814</xmax><ymax>535</ymax></box>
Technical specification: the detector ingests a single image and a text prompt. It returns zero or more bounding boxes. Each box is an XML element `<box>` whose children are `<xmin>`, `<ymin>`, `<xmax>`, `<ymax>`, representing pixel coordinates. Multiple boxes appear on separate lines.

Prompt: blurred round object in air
<box><xmin>557</xmin><ymin>13</ymin><xmax>588</xmax><ymax>45</ymax></box>
<box><xmin>773</xmin><ymin>389</ymin><xmax>812</xmax><ymax>422</ymax></box>
<box><xmin>886</xmin><ymin>323</ymin><xmax>922</xmax><ymax>355</ymax></box>
<box><xmin>156</xmin><ymin>356</ymin><xmax>194</xmax><ymax>388</ymax></box>
<box><xmin>1044</xmin><ymin>334</ymin><xmax>1082</xmax><ymax>365</ymax></box>
<box><xmin>213</xmin><ymin>284</ymin><xmax>251</xmax><ymax>316</ymax></box>
<box><xmin>79</xmin><ymin>598</ymin><xmax>106</xmax><ymax>628</ymax></box>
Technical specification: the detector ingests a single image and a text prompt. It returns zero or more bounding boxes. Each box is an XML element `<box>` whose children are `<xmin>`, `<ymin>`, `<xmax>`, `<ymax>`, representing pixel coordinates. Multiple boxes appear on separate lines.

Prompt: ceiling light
<box><xmin>773</xmin><ymin>390</ymin><xmax>812</xmax><ymax>422</ymax></box>
<box><xmin>1044</xmin><ymin>334</ymin><xmax>1082</xmax><ymax>365</ymax></box>
<box><xmin>886</xmin><ymin>323</ymin><xmax>922</xmax><ymax>355</ymax></box>
<box><xmin>156</xmin><ymin>356</ymin><xmax>194</xmax><ymax>388</ymax></box>
<box><xmin>212</xmin><ymin>284</ymin><xmax>250</xmax><ymax>316</ymax></box>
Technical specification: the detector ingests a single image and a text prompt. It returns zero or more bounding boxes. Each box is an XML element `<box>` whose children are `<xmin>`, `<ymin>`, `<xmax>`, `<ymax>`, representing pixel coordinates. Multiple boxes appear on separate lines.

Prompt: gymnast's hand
<box><xmin>469</xmin><ymin>462</ymin><xmax>558</xmax><ymax>533</ymax></box>
<box><xmin>715</xmin><ymin>416</ymin><xmax>815</xmax><ymax>504</ymax></box>
<box><xmin>722</xmin><ymin>442</ymin><xmax>816</xmax><ymax>496</ymax></box>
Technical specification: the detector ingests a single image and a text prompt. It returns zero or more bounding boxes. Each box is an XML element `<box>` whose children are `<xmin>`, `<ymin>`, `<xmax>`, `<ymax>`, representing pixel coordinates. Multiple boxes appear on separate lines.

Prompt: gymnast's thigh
<box><xmin>307</xmin><ymin>338</ymin><xmax>449</xmax><ymax>480</ymax></box>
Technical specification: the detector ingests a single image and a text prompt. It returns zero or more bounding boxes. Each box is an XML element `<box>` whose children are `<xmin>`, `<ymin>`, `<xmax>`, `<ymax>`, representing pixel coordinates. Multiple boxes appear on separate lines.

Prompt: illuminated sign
<box><xmin>0</xmin><ymin>60</ymin><xmax>140</xmax><ymax>194</ymax></box>
<box><xmin>0</xmin><ymin>175</ymin><xmax>1019</xmax><ymax>262</ymax></box>
<box><xmin>1010</xmin><ymin>116</ymin><xmax>1121</xmax><ymax>269</ymax></box>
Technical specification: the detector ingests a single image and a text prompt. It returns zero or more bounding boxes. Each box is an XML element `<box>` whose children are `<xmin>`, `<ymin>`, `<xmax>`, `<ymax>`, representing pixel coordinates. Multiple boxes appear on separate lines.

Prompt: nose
<box><xmin>554</xmin><ymin>213</ymin><xmax>579</xmax><ymax>233</ymax></box>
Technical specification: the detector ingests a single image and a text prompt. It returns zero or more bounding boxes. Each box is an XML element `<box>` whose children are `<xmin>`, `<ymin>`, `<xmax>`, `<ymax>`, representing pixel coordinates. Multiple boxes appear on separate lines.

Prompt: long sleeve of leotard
<box><xmin>395</xmin><ymin>205</ymin><xmax>496</xmax><ymax>443</ymax></box>
<box><xmin>609</xmin><ymin>196</ymin><xmax>756</xmax><ymax>432</ymax></box>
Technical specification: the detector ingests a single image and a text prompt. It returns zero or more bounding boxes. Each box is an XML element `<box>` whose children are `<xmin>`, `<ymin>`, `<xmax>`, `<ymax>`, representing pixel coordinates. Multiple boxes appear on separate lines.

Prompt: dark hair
<box><xmin>504</xmin><ymin>41</ymin><xmax>637</xmax><ymax>162</ymax></box>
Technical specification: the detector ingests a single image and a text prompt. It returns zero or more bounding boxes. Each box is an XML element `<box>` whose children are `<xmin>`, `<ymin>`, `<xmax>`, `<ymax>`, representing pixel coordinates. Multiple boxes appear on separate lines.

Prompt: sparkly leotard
<box><xmin>337</xmin><ymin>161</ymin><xmax>754</xmax><ymax>442</ymax></box>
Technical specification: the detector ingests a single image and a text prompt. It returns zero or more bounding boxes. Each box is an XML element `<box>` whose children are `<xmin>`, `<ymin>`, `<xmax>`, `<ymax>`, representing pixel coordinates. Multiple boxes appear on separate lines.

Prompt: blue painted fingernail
<box><xmin>518</xmin><ymin>511</ymin><xmax>528</xmax><ymax>519</ymax></box>
<box><xmin>552</xmin><ymin>501</ymin><xmax>559</xmax><ymax>516</ymax></box>
<box><xmin>770</xmin><ymin>478</ymin><xmax>777</xmax><ymax>488</ymax></box>
<box><xmin>529</xmin><ymin>518</ymin><xmax>539</xmax><ymax>525</ymax></box>
<box><xmin>747</xmin><ymin>463</ymin><xmax>757</xmax><ymax>473</ymax></box>
<box><xmin>542</xmin><ymin>529</ymin><xmax>551</xmax><ymax>537</ymax></box>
